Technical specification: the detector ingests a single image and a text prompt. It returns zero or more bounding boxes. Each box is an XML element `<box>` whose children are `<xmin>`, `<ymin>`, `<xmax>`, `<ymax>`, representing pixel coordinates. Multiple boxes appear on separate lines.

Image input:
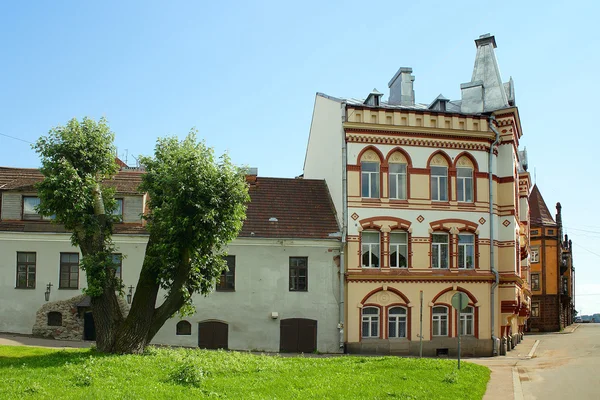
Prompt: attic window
<box><xmin>364</xmin><ymin>89</ymin><xmax>383</xmax><ymax>107</ymax></box>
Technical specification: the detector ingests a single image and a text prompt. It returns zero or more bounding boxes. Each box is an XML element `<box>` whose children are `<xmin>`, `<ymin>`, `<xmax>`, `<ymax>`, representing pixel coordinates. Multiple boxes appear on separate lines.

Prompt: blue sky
<box><xmin>1</xmin><ymin>0</ymin><xmax>599</xmax><ymax>314</ymax></box>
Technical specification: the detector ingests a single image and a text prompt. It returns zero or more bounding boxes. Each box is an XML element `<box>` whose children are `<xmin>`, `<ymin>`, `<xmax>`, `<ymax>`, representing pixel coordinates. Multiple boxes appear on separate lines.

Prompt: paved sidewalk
<box><xmin>0</xmin><ymin>332</ymin><xmax>92</xmax><ymax>348</ymax></box>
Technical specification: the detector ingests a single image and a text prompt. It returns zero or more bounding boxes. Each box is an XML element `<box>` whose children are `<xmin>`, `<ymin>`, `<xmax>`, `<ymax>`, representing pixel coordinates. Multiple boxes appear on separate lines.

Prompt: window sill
<box><xmin>216</xmin><ymin>289</ymin><xmax>236</xmax><ymax>292</ymax></box>
<box><xmin>457</xmin><ymin>202</ymin><xmax>476</xmax><ymax>207</ymax></box>
<box><xmin>289</xmin><ymin>289</ymin><xmax>308</xmax><ymax>292</ymax></box>
<box><xmin>58</xmin><ymin>287</ymin><xmax>80</xmax><ymax>290</ymax></box>
<box><xmin>361</xmin><ymin>198</ymin><xmax>381</xmax><ymax>203</ymax></box>
<box><xmin>15</xmin><ymin>287</ymin><xmax>36</xmax><ymax>290</ymax></box>
<box><xmin>431</xmin><ymin>201</ymin><xmax>451</xmax><ymax>206</ymax></box>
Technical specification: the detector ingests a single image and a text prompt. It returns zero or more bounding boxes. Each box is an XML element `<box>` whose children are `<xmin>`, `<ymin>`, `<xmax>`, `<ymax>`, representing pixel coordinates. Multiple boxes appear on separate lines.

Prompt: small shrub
<box><xmin>23</xmin><ymin>382</ymin><xmax>45</xmax><ymax>395</ymax></box>
<box><xmin>442</xmin><ymin>371</ymin><xmax>458</xmax><ymax>384</ymax></box>
<box><xmin>168</xmin><ymin>359</ymin><xmax>209</xmax><ymax>387</ymax></box>
<box><xmin>72</xmin><ymin>357</ymin><xmax>95</xmax><ymax>387</ymax></box>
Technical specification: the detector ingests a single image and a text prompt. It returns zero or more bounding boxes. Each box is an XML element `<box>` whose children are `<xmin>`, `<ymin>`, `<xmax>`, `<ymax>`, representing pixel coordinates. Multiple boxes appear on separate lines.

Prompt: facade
<box><xmin>304</xmin><ymin>34</ymin><xmax>531</xmax><ymax>356</ymax></box>
<box><xmin>527</xmin><ymin>185</ymin><xmax>575</xmax><ymax>332</ymax></box>
<box><xmin>0</xmin><ymin>167</ymin><xmax>343</xmax><ymax>353</ymax></box>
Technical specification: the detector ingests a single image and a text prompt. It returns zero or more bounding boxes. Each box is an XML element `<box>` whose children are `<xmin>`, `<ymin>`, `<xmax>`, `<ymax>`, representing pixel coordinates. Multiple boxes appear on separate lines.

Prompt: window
<box><xmin>531</xmin><ymin>229</ymin><xmax>539</xmax><ymax>236</ymax></box>
<box><xmin>432</xmin><ymin>306</ymin><xmax>448</xmax><ymax>336</ymax></box>
<box><xmin>430</xmin><ymin>166</ymin><xmax>448</xmax><ymax>201</ymax></box>
<box><xmin>111</xmin><ymin>254</ymin><xmax>122</xmax><ymax>280</ymax></box>
<box><xmin>22</xmin><ymin>196</ymin><xmax>52</xmax><ymax>220</ymax></box>
<box><xmin>16</xmin><ymin>252</ymin><xmax>36</xmax><ymax>288</ymax></box>
<box><xmin>289</xmin><ymin>257</ymin><xmax>308</xmax><ymax>291</ymax></box>
<box><xmin>388</xmin><ymin>307</ymin><xmax>407</xmax><ymax>338</ymax></box>
<box><xmin>459</xmin><ymin>306</ymin><xmax>474</xmax><ymax>336</ymax></box>
<box><xmin>47</xmin><ymin>312</ymin><xmax>63</xmax><ymax>326</ymax></box>
<box><xmin>389</xmin><ymin>232</ymin><xmax>408</xmax><ymax>268</ymax></box>
<box><xmin>59</xmin><ymin>253</ymin><xmax>79</xmax><ymax>289</ymax></box>
<box><xmin>389</xmin><ymin>163</ymin><xmax>407</xmax><ymax>200</ymax></box>
<box><xmin>361</xmin><ymin>307</ymin><xmax>379</xmax><ymax>338</ymax></box>
<box><xmin>531</xmin><ymin>302</ymin><xmax>540</xmax><ymax>318</ymax></box>
<box><xmin>531</xmin><ymin>273</ymin><xmax>540</xmax><ymax>291</ymax></box>
<box><xmin>361</xmin><ymin>232</ymin><xmax>380</xmax><ymax>268</ymax></box>
<box><xmin>176</xmin><ymin>320</ymin><xmax>192</xmax><ymax>335</ymax></box>
<box><xmin>562</xmin><ymin>276</ymin><xmax>569</xmax><ymax>295</ymax></box>
<box><xmin>217</xmin><ymin>255</ymin><xmax>235</xmax><ymax>291</ymax></box>
<box><xmin>530</xmin><ymin>248</ymin><xmax>539</xmax><ymax>263</ymax></box>
<box><xmin>431</xmin><ymin>233</ymin><xmax>449</xmax><ymax>269</ymax></box>
<box><xmin>458</xmin><ymin>234</ymin><xmax>475</xmax><ymax>269</ymax></box>
<box><xmin>456</xmin><ymin>167</ymin><xmax>473</xmax><ymax>202</ymax></box>
<box><xmin>361</xmin><ymin>162</ymin><xmax>380</xmax><ymax>198</ymax></box>
<box><xmin>113</xmin><ymin>199</ymin><xmax>123</xmax><ymax>221</ymax></box>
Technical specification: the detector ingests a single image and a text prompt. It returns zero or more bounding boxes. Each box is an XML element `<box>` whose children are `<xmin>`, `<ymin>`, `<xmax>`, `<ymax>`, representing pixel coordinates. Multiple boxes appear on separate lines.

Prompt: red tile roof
<box><xmin>240</xmin><ymin>177</ymin><xmax>339</xmax><ymax>240</ymax></box>
<box><xmin>529</xmin><ymin>185</ymin><xmax>557</xmax><ymax>227</ymax></box>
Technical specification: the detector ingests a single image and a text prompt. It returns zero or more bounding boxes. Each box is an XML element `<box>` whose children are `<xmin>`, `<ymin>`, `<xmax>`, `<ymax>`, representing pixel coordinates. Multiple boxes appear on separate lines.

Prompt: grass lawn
<box><xmin>0</xmin><ymin>345</ymin><xmax>489</xmax><ymax>399</ymax></box>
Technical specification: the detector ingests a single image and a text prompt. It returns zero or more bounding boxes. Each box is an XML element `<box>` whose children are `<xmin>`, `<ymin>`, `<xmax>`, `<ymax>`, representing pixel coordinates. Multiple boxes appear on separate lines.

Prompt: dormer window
<box><xmin>22</xmin><ymin>196</ymin><xmax>52</xmax><ymax>221</ymax></box>
<box><xmin>428</xmin><ymin>94</ymin><xmax>449</xmax><ymax>112</ymax></box>
<box><xmin>364</xmin><ymin>89</ymin><xmax>383</xmax><ymax>107</ymax></box>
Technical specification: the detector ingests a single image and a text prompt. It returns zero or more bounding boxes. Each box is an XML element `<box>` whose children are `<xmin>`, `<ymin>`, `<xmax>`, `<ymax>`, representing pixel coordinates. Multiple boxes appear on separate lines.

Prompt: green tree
<box><xmin>34</xmin><ymin>117</ymin><xmax>249</xmax><ymax>353</ymax></box>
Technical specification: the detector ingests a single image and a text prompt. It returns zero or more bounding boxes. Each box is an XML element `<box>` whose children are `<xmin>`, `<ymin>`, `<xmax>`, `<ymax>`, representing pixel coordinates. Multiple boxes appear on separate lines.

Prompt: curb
<box><xmin>526</xmin><ymin>340</ymin><xmax>540</xmax><ymax>359</ymax></box>
<box><xmin>512</xmin><ymin>367</ymin><xmax>524</xmax><ymax>400</ymax></box>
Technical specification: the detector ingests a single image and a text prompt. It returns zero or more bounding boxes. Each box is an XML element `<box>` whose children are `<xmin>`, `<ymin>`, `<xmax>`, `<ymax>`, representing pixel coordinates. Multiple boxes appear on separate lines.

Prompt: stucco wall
<box><xmin>152</xmin><ymin>238</ymin><xmax>342</xmax><ymax>353</ymax></box>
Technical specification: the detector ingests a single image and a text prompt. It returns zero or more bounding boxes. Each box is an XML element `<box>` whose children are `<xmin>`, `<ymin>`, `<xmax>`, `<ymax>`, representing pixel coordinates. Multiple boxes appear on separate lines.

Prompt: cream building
<box><xmin>304</xmin><ymin>34</ymin><xmax>531</xmax><ymax>356</ymax></box>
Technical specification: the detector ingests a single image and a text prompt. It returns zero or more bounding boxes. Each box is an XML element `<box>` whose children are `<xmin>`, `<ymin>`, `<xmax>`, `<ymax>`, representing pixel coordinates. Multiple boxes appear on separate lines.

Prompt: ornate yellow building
<box><xmin>304</xmin><ymin>34</ymin><xmax>531</xmax><ymax>356</ymax></box>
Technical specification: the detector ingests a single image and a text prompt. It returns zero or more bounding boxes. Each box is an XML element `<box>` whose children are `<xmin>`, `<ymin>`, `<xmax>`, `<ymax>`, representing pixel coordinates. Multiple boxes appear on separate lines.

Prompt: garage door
<box><xmin>198</xmin><ymin>321</ymin><xmax>228</xmax><ymax>350</ymax></box>
<box><xmin>280</xmin><ymin>318</ymin><xmax>317</xmax><ymax>353</ymax></box>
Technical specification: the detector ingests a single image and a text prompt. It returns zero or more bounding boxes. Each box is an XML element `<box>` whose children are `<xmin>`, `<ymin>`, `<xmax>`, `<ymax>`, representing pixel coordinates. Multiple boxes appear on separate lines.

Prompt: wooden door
<box><xmin>83</xmin><ymin>311</ymin><xmax>96</xmax><ymax>341</ymax></box>
<box><xmin>280</xmin><ymin>318</ymin><xmax>317</xmax><ymax>353</ymax></box>
<box><xmin>198</xmin><ymin>321</ymin><xmax>228</xmax><ymax>350</ymax></box>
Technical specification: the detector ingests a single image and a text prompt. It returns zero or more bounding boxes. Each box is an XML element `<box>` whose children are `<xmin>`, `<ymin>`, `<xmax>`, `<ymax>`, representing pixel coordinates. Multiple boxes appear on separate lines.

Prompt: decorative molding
<box><xmin>346</xmin><ymin>133</ymin><xmax>491</xmax><ymax>152</ymax></box>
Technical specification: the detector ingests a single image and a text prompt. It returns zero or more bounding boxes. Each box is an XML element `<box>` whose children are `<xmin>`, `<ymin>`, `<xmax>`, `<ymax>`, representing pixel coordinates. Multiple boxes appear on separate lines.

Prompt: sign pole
<box><xmin>419</xmin><ymin>290</ymin><xmax>423</xmax><ymax>358</ymax></box>
<box><xmin>458</xmin><ymin>307</ymin><xmax>461</xmax><ymax>370</ymax></box>
<box><xmin>451</xmin><ymin>292</ymin><xmax>468</xmax><ymax>371</ymax></box>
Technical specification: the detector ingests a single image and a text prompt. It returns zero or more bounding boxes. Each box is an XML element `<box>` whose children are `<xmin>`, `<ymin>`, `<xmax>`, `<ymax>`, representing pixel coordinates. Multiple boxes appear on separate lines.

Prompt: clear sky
<box><xmin>1</xmin><ymin>1</ymin><xmax>599</xmax><ymax>314</ymax></box>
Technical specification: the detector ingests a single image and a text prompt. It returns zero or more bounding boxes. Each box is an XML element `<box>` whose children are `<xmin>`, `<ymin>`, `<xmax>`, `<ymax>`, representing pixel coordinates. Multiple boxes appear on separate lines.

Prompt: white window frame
<box><xmin>389</xmin><ymin>232</ymin><xmax>408</xmax><ymax>268</ymax></box>
<box><xmin>531</xmin><ymin>273</ymin><xmax>540</xmax><ymax>291</ymax></box>
<box><xmin>456</xmin><ymin>167</ymin><xmax>473</xmax><ymax>202</ymax></box>
<box><xmin>389</xmin><ymin>163</ymin><xmax>407</xmax><ymax>200</ymax></box>
<box><xmin>361</xmin><ymin>307</ymin><xmax>380</xmax><ymax>338</ymax></box>
<box><xmin>458</xmin><ymin>233</ymin><xmax>475</xmax><ymax>269</ymax></box>
<box><xmin>361</xmin><ymin>162</ymin><xmax>380</xmax><ymax>198</ymax></box>
<box><xmin>388</xmin><ymin>307</ymin><xmax>407</xmax><ymax>338</ymax></box>
<box><xmin>361</xmin><ymin>231</ymin><xmax>380</xmax><ymax>268</ymax></box>
<box><xmin>531</xmin><ymin>302</ymin><xmax>540</xmax><ymax>318</ymax></box>
<box><xmin>459</xmin><ymin>306</ymin><xmax>474</xmax><ymax>336</ymax></box>
<box><xmin>22</xmin><ymin>196</ymin><xmax>52</xmax><ymax>221</ymax></box>
<box><xmin>531</xmin><ymin>248</ymin><xmax>540</xmax><ymax>263</ymax></box>
<box><xmin>432</xmin><ymin>306</ymin><xmax>448</xmax><ymax>336</ymax></box>
<box><xmin>112</xmin><ymin>198</ymin><xmax>124</xmax><ymax>221</ymax></box>
<box><xmin>431</xmin><ymin>233</ymin><xmax>449</xmax><ymax>269</ymax></box>
<box><xmin>430</xmin><ymin>166</ymin><xmax>448</xmax><ymax>201</ymax></box>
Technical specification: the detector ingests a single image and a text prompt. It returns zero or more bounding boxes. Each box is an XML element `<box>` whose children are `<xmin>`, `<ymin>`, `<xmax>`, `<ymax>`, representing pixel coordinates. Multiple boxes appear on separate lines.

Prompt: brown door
<box><xmin>280</xmin><ymin>318</ymin><xmax>317</xmax><ymax>353</ymax></box>
<box><xmin>198</xmin><ymin>321</ymin><xmax>228</xmax><ymax>350</ymax></box>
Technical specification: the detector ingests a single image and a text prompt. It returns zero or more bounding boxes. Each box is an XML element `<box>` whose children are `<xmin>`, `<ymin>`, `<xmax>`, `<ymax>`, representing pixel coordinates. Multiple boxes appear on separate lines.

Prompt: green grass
<box><xmin>0</xmin><ymin>345</ymin><xmax>489</xmax><ymax>399</ymax></box>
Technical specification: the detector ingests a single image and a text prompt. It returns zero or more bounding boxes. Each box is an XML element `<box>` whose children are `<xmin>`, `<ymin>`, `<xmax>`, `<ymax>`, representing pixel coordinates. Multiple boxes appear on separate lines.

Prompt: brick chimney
<box><xmin>246</xmin><ymin>167</ymin><xmax>258</xmax><ymax>184</ymax></box>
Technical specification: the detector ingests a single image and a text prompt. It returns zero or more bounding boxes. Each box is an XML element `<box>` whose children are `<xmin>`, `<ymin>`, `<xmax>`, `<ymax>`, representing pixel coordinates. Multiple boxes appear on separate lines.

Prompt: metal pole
<box><xmin>419</xmin><ymin>290</ymin><xmax>423</xmax><ymax>358</ymax></box>
<box><xmin>458</xmin><ymin>307</ymin><xmax>461</xmax><ymax>370</ymax></box>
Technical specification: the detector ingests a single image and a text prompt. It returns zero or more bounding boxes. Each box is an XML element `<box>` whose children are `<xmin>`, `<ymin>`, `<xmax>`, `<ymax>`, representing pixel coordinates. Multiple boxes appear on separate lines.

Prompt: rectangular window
<box><xmin>431</xmin><ymin>234</ymin><xmax>449</xmax><ymax>269</ymax></box>
<box><xmin>531</xmin><ymin>273</ymin><xmax>540</xmax><ymax>291</ymax></box>
<box><xmin>361</xmin><ymin>232</ymin><xmax>380</xmax><ymax>268</ymax></box>
<box><xmin>531</xmin><ymin>248</ymin><xmax>540</xmax><ymax>263</ymax></box>
<box><xmin>432</xmin><ymin>306</ymin><xmax>448</xmax><ymax>336</ymax></box>
<box><xmin>59</xmin><ymin>253</ymin><xmax>79</xmax><ymax>289</ymax></box>
<box><xmin>459</xmin><ymin>306</ymin><xmax>474</xmax><ymax>336</ymax></box>
<box><xmin>111</xmin><ymin>254</ymin><xmax>122</xmax><ymax>280</ymax></box>
<box><xmin>389</xmin><ymin>163</ymin><xmax>407</xmax><ymax>200</ymax></box>
<box><xmin>22</xmin><ymin>196</ymin><xmax>52</xmax><ymax>220</ymax></box>
<box><xmin>430</xmin><ymin>166</ymin><xmax>448</xmax><ymax>201</ymax></box>
<box><xmin>458</xmin><ymin>234</ymin><xmax>475</xmax><ymax>269</ymax></box>
<box><xmin>217</xmin><ymin>255</ymin><xmax>235</xmax><ymax>291</ymax></box>
<box><xmin>113</xmin><ymin>199</ymin><xmax>123</xmax><ymax>221</ymax></box>
<box><xmin>456</xmin><ymin>167</ymin><xmax>473</xmax><ymax>202</ymax></box>
<box><xmin>531</xmin><ymin>302</ymin><xmax>540</xmax><ymax>318</ymax></box>
<box><xmin>389</xmin><ymin>232</ymin><xmax>408</xmax><ymax>268</ymax></box>
<box><xmin>361</xmin><ymin>307</ymin><xmax>379</xmax><ymax>338</ymax></box>
<box><xmin>361</xmin><ymin>162</ymin><xmax>380</xmax><ymax>198</ymax></box>
<box><xmin>289</xmin><ymin>257</ymin><xmax>308</xmax><ymax>291</ymax></box>
<box><xmin>16</xmin><ymin>252</ymin><xmax>36</xmax><ymax>288</ymax></box>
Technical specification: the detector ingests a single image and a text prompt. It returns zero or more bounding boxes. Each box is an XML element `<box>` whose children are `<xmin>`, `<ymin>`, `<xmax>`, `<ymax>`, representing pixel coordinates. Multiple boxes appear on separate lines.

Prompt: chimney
<box><xmin>246</xmin><ymin>167</ymin><xmax>258</xmax><ymax>184</ymax></box>
<box><xmin>388</xmin><ymin>67</ymin><xmax>415</xmax><ymax>106</ymax></box>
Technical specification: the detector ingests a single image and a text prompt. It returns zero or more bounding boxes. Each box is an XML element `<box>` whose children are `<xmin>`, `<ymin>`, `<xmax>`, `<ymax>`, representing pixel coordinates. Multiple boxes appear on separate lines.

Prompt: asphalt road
<box><xmin>519</xmin><ymin>324</ymin><xmax>600</xmax><ymax>399</ymax></box>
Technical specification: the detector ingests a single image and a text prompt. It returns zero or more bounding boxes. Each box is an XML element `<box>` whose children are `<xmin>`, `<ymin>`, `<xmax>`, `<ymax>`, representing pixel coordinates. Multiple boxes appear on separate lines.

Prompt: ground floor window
<box><xmin>388</xmin><ymin>307</ymin><xmax>407</xmax><ymax>338</ymax></box>
<box><xmin>432</xmin><ymin>306</ymin><xmax>448</xmax><ymax>336</ymax></box>
<box><xmin>531</xmin><ymin>302</ymin><xmax>540</xmax><ymax>317</ymax></box>
<box><xmin>459</xmin><ymin>306</ymin><xmax>474</xmax><ymax>335</ymax></box>
<box><xmin>362</xmin><ymin>307</ymin><xmax>379</xmax><ymax>338</ymax></box>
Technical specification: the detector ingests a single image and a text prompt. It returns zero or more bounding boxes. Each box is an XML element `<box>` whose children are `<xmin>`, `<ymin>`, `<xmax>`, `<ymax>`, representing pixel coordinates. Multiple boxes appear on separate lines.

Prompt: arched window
<box><xmin>431</xmin><ymin>233</ymin><xmax>449</xmax><ymax>269</ymax></box>
<box><xmin>457</xmin><ymin>167</ymin><xmax>473</xmax><ymax>202</ymax></box>
<box><xmin>458</xmin><ymin>233</ymin><xmax>475</xmax><ymax>269</ymax></box>
<box><xmin>429</xmin><ymin>153</ymin><xmax>449</xmax><ymax>202</ymax></box>
<box><xmin>47</xmin><ymin>311</ymin><xmax>62</xmax><ymax>327</ymax></box>
<box><xmin>389</xmin><ymin>232</ymin><xmax>408</xmax><ymax>268</ymax></box>
<box><xmin>361</xmin><ymin>307</ymin><xmax>379</xmax><ymax>338</ymax></box>
<box><xmin>459</xmin><ymin>306</ymin><xmax>474</xmax><ymax>336</ymax></box>
<box><xmin>176</xmin><ymin>320</ymin><xmax>192</xmax><ymax>335</ymax></box>
<box><xmin>361</xmin><ymin>231</ymin><xmax>380</xmax><ymax>268</ymax></box>
<box><xmin>388</xmin><ymin>307</ymin><xmax>407</xmax><ymax>338</ymax></box>
<box><xmin>388</xmin><ymin>151</ymin><xmax>407</xmax><ymax>200</ymax></box>
<box><xmin>432</xmin><ymin>306</ymin><xmax>448</xmax><ymax>336</ymax></box>
<box><xmin>361</xmin><ymin>162</ymin><xmax>380</xmax><ymax>198</ymax></box>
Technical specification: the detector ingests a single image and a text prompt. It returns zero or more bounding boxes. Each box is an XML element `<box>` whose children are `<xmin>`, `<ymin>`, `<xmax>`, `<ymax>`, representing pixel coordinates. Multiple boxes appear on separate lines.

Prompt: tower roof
<box><xmin>529</xmin><ymin>184</ymin><xmax>557</xmax><ymax>227</ymax></box>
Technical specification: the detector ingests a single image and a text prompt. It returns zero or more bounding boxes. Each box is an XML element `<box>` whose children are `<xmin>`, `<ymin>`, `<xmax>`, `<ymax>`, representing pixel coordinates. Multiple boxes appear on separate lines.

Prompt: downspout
<box><xmin>339</xmin><ymin>102</ymin><xmax>348</xmax><ymax>351</ymax></box>
<box><xmin>488</xmin><ymin>115</ymin><xmax>501</xmax><ymax>356</ymax></box>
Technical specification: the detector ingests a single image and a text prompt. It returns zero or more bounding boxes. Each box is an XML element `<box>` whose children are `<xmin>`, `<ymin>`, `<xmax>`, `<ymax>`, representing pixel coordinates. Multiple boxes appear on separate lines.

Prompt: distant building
<box><xmin>304</xmin><ymin>34</ymin><xmax>531</xmax><ymax>356</ymax></box>
<box><xmin>527</xmin><ymin>185</ymin><xmax>575</xmax><ymax>331</ymax></box>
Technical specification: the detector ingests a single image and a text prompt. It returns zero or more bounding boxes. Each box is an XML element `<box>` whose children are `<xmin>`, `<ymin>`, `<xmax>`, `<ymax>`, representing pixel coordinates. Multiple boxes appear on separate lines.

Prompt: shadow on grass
<box><xmin>0</xmin><ymin>348</ymin><xmax>113</xmax><ymax>369</ymax></box>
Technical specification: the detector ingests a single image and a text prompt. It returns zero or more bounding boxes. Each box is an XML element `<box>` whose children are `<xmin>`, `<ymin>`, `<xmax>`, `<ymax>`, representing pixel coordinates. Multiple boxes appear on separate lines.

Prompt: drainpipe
<box><xmin>488</xmin><ymin>115</ymin><xmax>501</xmax><ymax>356</ymax></box>
<box><xmin>339</xmin><ymin>102</ymin><xmax>348</xmax><ymax>351</ymax></box>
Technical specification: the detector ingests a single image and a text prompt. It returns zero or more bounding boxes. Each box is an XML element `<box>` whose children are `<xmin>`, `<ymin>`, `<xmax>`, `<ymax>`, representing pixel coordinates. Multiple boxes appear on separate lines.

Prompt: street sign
<box><xmin>451</xmin><ymin>292</ymin><xmax>469</xmax><ymax>311</ymax></box>
<box><xmin>451</xmin><ymin>292</ymin><xmax>470</xmax><ymax>370</ymax></box>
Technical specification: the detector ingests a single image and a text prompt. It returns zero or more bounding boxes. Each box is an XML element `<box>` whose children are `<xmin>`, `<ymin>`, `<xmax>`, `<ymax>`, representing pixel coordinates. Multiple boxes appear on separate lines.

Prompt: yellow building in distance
<box><xmin>304</xmin><ymin>34</ymin><xmax>531</xmax><ymax>356</ymax></box>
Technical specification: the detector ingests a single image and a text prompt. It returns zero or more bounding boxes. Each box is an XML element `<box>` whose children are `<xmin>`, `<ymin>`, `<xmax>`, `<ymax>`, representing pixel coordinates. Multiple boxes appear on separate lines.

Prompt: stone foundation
<box><xmin>346</xmin><ymin>337</ymin><xmax>494</xmax><ymax>357</ymax></box>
